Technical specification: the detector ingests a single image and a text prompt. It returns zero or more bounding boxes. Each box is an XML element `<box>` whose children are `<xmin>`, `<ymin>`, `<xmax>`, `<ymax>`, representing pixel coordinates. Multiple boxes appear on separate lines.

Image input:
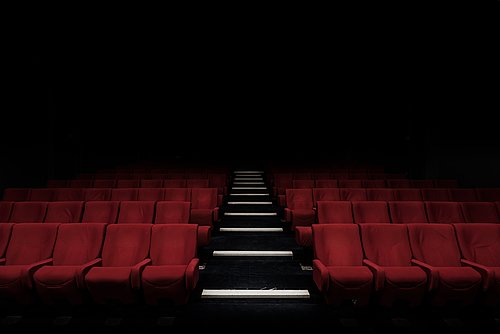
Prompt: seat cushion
<box><xmin>384</xmin><ymin>266</ymin><xmax>427</xmax><ymax>288</ymax></box>
<box><xmin>0</xmin><ymin>265</ymin><xmax>26</xmax><ymax>286</ymax></box>
<box><xmin>295</xmin><ymin>226</ymin><xmax>313</xmax><ymax>247</ymax></box>
<box><xmin>327</xmin><ymin>266</ymin><xmax>373</xmax><ymax>288</ymax></box>
<box><xmin>85</xmin><ymin>267</ymin><xmax>132</xmax><ymax>285</ymax></box>
<box><xmin>142</xmin><ymin>265</ymin><xmax>186</xmax><ymax>287</ymax></box>
<box><xmin>34</xmin><ymin>266</ymin><xmax>80</xmax><ymax>286</ymax></box>
<box><xmin>438</xmin><ymin>267</ymin><xmax>482</xmax><ymax>289</ymax></box>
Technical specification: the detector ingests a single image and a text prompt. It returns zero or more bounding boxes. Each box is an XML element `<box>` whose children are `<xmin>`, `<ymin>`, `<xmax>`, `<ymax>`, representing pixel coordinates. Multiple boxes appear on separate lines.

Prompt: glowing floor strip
<box><xmin>219</xmin><ymin>228</ymin><xmax>283</xmax><ymax>232</ymax></box>
<box><xmin>234</xmin><ymin>171</ymin><xmax>264</xmax><ymax>173</ymax></box>
<box><xmin>227</xmin><ymin>201</ymin><xmax>272</xmax><ymax>204</ymax></box>
<box><xmin>232</xmin><ymin>187</ymin><xmax>267</xmax><ymax>190</ymax></box>
<box><xmin>224</xmin><ymin>212</ymin><xmax>277</xmax><ymax>216</ymax></box>
<box><xmin>234</xmin><ymin>178</ymin><xmax>264</xmax><ymax>181</ymax></box>
<box><xmin>213</xmin><ymin>250</ymin><xmax>293</xmax><ymax>257</ymax></box>
<box><xmin>233</xmin><ymin>182</ymin><xmax>265</xmax><ymax>185</ymax></box>
<box><xmin>201</xmin><ymin>289</ymin><xmax>310</xmax><ymax>299</ymax></box>
<box><xmin>229</xmin><ymin>193</ymin><xmax>269</xmax><ymax>196</ymax></box>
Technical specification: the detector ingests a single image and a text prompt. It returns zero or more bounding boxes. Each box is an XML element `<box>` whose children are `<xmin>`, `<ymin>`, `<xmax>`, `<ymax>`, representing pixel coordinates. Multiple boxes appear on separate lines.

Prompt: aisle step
<box><xmin>233</xmin><ymin>182</ymin><xmax>265</xmax><ymax>185</ymax></box>
<box><xmin>201</xmin><ymin>289</ymin><xmax>310</xmax><ymax>299</ymax></box>
<box><xmin>234</xmin><ymin>178</ymin><xmax>264</xmax><ymax>181</ymax></box>
<box><xmin>227</xmin><ymin>201</ymin><xmax>272</xmax><ymax>205</ymax></box>
<box><xmin>224</xmin><ymin>212</ymin><xmax>277</xmax><ymax>216</ymax></box>
<box><xmin>213</xmin><ymin>250</ymin><xmax>293</xmax><ymax>257</ymax></box>
<box><xmin>219</xmin><ymin>227</ymin><xmax>283</xmax><ymax>232</ymax></box>
<box><xmin>229</xmin><ymin>193</ymin><xmax>269</xmax><ymax>196</ymax></box>
<box><xmin>232</xmin><ymin>187</ymin><xmax>267</xmax><ymax>190</ymax></box>
<box><xmin>233</xmin><ymin>171</ymin><xmax>264</xmax><ymax>173</ymax></box>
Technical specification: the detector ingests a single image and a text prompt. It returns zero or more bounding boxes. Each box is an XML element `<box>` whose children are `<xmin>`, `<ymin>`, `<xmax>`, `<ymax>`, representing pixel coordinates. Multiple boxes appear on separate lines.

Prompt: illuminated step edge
<box><xmin>219</xmin><ymin>227</ymin><xmax>283</xmax><ymax>232</ymax></box>
<box><xmin>229</xmin><ymin>193</ymin><xmax>269</xmax><ymax>196</ymax></box>
<box><xmin>201</xmin><ymin>289</ymin><xmax>310</xmax><ymax>299</ymax></box>
<box><xmin>212</xmin><ymin>250</ymin><xmax>293</xmax><ymax>257</ymax></box>
<box><xmin>227</xmin><ymin>201</ymin><xmax>272</xmax><ymax>204</ymax></box>
<box><xmin>224</xmin><ymin>212</ymin><xmax>277</xmax><ymax>216</ymax></box>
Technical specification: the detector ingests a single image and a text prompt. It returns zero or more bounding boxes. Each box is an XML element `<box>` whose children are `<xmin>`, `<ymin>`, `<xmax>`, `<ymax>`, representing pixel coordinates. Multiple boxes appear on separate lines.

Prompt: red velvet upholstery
<box><xmin>155</xmin><ymin>201</ymin><xmax>191</xmax><ymax>224</ymax></box>
<box><xmin>9</xmin><ymin>202</ymin><xmax>48</xmax><ymax>223</ymax></box>
<box><xmin>421</xmin><ymin>189</ymin><xmax>451</xmax><ymax>201</ymax></box>
<box><xmin>85</xmin><ymin>224</ymin><xmax>151</xmax><ymax>304</ymax></box>
<box><xmin>394</xmin><ymin>189</ymin><xmax>422</xmax><ymax>201</ymax></box>
<box><xmin>476</xmin><ymin>188</ymin><xmax>500</xmax><ymax>202</ymax></box>
<box><xmin>407</xmin><ymin>224</ymin><xmax>481</xmax><ymax>305</ymax></box>
<box><xmin>142</xmin><ymin>224</ymin><xmax>199</xmax><ymax>304</ymax></box>
<box><xmin>0</xmin><ymin>202</ymin><xmax>14</xmax><ymax>222</ymax></box>
<box><xmin>338</xmin><ymin>180</ymin><xmax>363</xmax><ymax>188</ymax></box>
<box><xmin>186</xmin><ymin>179</ymin><xmax>209</xmax><ymax>188</ymax></box>
<box><xmin>0</xmin><ymin>223</ymin><xmax>14</xmax><ymax>257</ymax></box>
<box><xmin>460</xmin><ymin>202</ymin><xmax>500</xmax><ymax>224</ymax></box>
<box><xmin>140</xmin><ymin>179</ymin><xmax>163</xmax><ymax>188</ymax></box>
<box><xmin>449</xmin><ymin>188</ymin><xmax>478</xmax><ymax>202</ymax></box>
<box><xmin>137</xmin><ymin>188</ymin><xmax>164</xmax><ymax>201</ymax></box>
<box><xmin>111</xmin><ymin>188</ymin><xmax>139</xmax><ymax>201</ymax></box>
<box><xmin>2</xmin><ymin>188</ymin><xmax>31</xmax><ymax>201</ymax></box>
<box><xmin>117</xmin><ymin>201</ymin><xmax>155</xmax><ymax>224</ymax></box>
<box><xmin>425</xmin><ymin>202</ymin><xmax>465</xmax><ymax>224</ymax></box>
<box><xmin>29</xmin><ymin>189</ymin><xmax>54</xmax><ymax>201</ymax></box>
<box><xmin>388</xmin><ymin>201</ymin><xmax>428</xmax><ymax>224</ymax></box>
<box><xmin>284</xmin><ymin>189</ymin><xmax>315</xmax><ymax>228</ymax></box>
<box><xmin>84</xmin><ymin>188</ymin><xmax>112</xmax><ymax>201</ymax></box>
<box><xmin>339</xmin><ymin>188</ymin><xmax>367</xmax><ymax>201</ymax></box>
<box><xmin>44</xmin><ymin>202</ymin><xmax>84</xmax><ymax>223</ymax></box>
<box><xmin>116</xmin><ymin>180</ymin><xmax>140</xmax><ymax>188</ymax></box>
<box><xmin>366</xmin><ymin>189</ymin><xmax>395</xmax><ymax>201</ymax></box>
<box><xmin>312</xmin><ymin>188</ymin><xmax>340</xmax><ymax>206</ymax></box>
<box><xmin>360</xmin><ymin>224</ymin><xmax>427</xmax><ymax>306</ymax></box>
<box><xmin>352</xmin><ymin>201</ymin><xmax>391</xmax><ymax>224</ymax></box>
<box><xmin>164</xmin><ymin>179</ymin><xmax>187</xmax><ymax>188</ymax></box>
<box><xmin>164</xmin><ymin>188</ymin><xmax>191</xmax><ymax>201</ymax></box>
<box><xmin>190</xmin><ymin>188</ymin><xmax>218</xmax><ymax>226</ymax></box>
<box><xmin>312</xmin><ymin>224</ymin><xmax>372</xmax><ymax>306</ymax></box>
<box><xmin>0</xmin><ymin>223</ymin><xmax>59</xmax><ymax>303</ymax></box>
<box><xmin>92</xmin><ymin>180</ymin><xmax>116</xmax><ymax>188</ymax></box>
<box><xmin>314</xmin><ymin>180</ymin><xmax>338</xmax><ymax>188</ymax></box>
<box><xmin>82</xmin><ymin>201</ymin><xmax>120</xmax><ymax>224</ymax></box>
<box><xmin>53</xmin><ymin>188</ymin><xmax>85</xmax><ymax>201</ymax></box>
<box><xmin>34</xmin><ymin>224</ymin><xmax>106</xmax><ymax>304</ymax></box>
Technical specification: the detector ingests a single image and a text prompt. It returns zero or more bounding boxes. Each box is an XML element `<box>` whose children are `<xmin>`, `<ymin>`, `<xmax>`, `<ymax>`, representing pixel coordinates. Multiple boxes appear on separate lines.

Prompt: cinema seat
<box><xmin>314</xmin><ymin>180</ymin><xmax>339</xmax><ymax>188</ymax></box>
<box><xmin>352</xmin><ymin>201</ymin><xmax>391</xmax><ymax>224</ymax></box>
<box><xmin>0</xmin><ymin>202</ymin><xmax>13</xmax><ymax>222</ymax></box>
<box><xmin>141</xmin><ymin>179</ymin><xmax>163</xmax><ymax>188</ymax></box>
<box><xmin>190</xmin><ymin>188</ymin><xmax>219</xmax><ymax>227</ymax></box>
<box><xmin>284</xmin><ymin>189</ymin><xmax>315</xmax><ymax>229</ymax></box>
<box><xmin>29</xmin><ymin>189</ymin><xmax>54</xmax><ymax>201</ymax></box>
<box><xmin>142</xmin><ymin>224</ymin><xmax>199</xmax><ymax>304</ymax></box>
<box><xmin>312</xmin><ymin>188</ymin><xmax>340</xmax><ymax>206</ymax></box>
<box><xmin>33</xmin><ymin>224</ymin><xmax>106</xmax><ymax>304</ymax></box>
<box><xmin>137</xmin><ymin>188</ymin><xmax>164</xmax><ymax>201</ymax></box>
<box><xmin>421</xmin><ymin>189</ymin><xmax>451</xmax><ymax>202</ymax></box>
<box><xmin>454</xmin><ymin>224</ymin><xmax>500</xmax><ymax>305</ymax></box>
<box><xmin>460</xmin><ymin>202</ymin><xmax>500</xmax><ymax>224</ymax></box>
<box><xmin>2</xmin><ymin>188</ymin><xmax>31</xmax><ymax>201</ymax></box>
<box><xmin>388</xmin><ymin>201</ymin><xmax>428</xmax><ymax>224</ymax></box>
<box><xmin>363</xmin><ymin>180</ymin><xmax>387</xmax><ymax>188</ymax></box>
<box><xmin>366</xmin><ymin>189</ymin><xmax>394</xmax><ymax>201</ymax></box>
<box><xmin>0</xmin><ymin>223</ymin><xmax>14</xmax><ymax>258</ymax></box>
<box><xmin>339</xmin><ymin>188</ymin><xmax>367</xmax><ymax>201</ymax></box>
<box><xmin>338</xmin><ymin>180</ymin><xmax>363</xmax><ymax>188</ymax></box>
<box><xmin>425</xmin><ymin>202</ymin><xmax>465</xmax><ymax>224</ymax></box>
<box><xmin>360</xmin><ymin>224</ymin><xmax>427</xmax><ymax>306</ymax></box>
<box><xmin>82</xmin><ymin>201</ymin><xmax>120</xmax><ymax>224</ymax></box>
<box><xmin>116</xmin><ymin>180</ymin><xmax>140</xmax><ymax>188</ymax></box>
<box><xmin>44</xmin><ymin>201</ymin><xmax>84</xmax><ymax>223</ymax></box>
<box><xmin>393</xmin><ymin>189</ymin><xmax>423</xmax><ymax>201</ymax></box>
<box><xmin>407</xmin><ymin>224</ymin><xmax>481</xmax><ymax>306</ymax></box>
<box><xmin>312</xmin><ymin>224</ymin><xmax>372</xmax><ymax>306</ymax></box>
<box><xmin>85</xmin><ymin>224</ymin><xmax>151</xmax><ymax>304</ymax></box>
<box><xmin>164</xmin><ymin>188</ymin><xmax>191</xmax><ymax>201</ymax></box>
<box><xmin>111</xmin><ymin>188</ymin><xmax>138</xmax><ymax>201</ymax></box>
<box><xmin>449</xmin><ymin>188</ymin><xmax>478</xmax><ymax>202</ymax></box>
<box><xmin>117</xmin><ymin>201</ymin><xmax>155</xmax><ymax>224</ymax></box>
<box><xmin>84</xmin><ymin>188</ymin><xmax>112</xmax><ymax>201</ymax></box>
<box><xmin>0</xmin><ymin>223</ymin><xmax>59</xmax><ymax>303</ymax></box>
<box><xmin>9</xmin><ymin>202</ymin><xmax>48</xmax><ymax>223</ymax></box>
<box><xmin>186</xmin><ymin>179</ymin><xmax>209</xmax><ymax>188</ymax></box>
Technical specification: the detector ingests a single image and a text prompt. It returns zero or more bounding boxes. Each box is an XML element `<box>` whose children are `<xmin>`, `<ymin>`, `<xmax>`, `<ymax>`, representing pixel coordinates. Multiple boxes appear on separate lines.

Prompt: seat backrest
<box><xmin>388</xmin><ymin>201</ymin><xmax>428</xmax><ymax>224</ymax></box>
<box><xmin>339</xmin><ymin>188</ymin><xmax>367</xmax><ymax>201</ymax></box>
<box><xmin>137</xmin><ymin>188</ymin><xmax>164</xmax><ymax>201</ymax></box>
<box><xmin>312</xmin><ymin>224</ymin><xmax>363</xmax><ymax>266</ymax></box>
<box><xmin>101</xmin><ymin>224</ymin><xmax>151</xmax><ymax>266</ymax></box>
<box><xmin>363</xmin><ymin>180</ymin><xmax>386</xmax><ymax>188</ymax></box>
<box><xmin>366</xmin><ymin>189</ymin><xmax>394</xmax><ymax>201</ymax></box>
<box><xmin>476</xmin><ymin>188</ymin><xmax>500</xmax><ymax>202</ymax></box>
<box><xmin>352</xmin><ymin>201</ymin><xmax>391</xmax><ymax>224</ymax></box>
<box><xmin>164</xmin><ymin>188</ymin><xmax>191</xmax><ymax>201</ymax></box>
<box><xmin>0</xmin><ymin>223</ymin><xmax>14</xmax><ymax>258</ymax></box>
<box><xmin>360</xmin><ymin>224</ymin><xmax>412</xmax><ymax>266</ymax></box>
<box><xmin>317</xmin><ymin>201</ymin><xmax>353</xmax><ymax>224</ymax></box>
<box><xmin>454</xmin><ymin>224</ymin><xmax>500</xmax><ymax>266</ymax></box>
<box><xmin>5</xmin><ymin>223</ymin><xmax>59</xmax><ymax>265</ymax></box>
<box><xmin>448</xmin><ymin>188</ymin><xmax>477</xmax><ymax>202</ymax></box>
<box><xmin>314</xmin><ymin>180</ymin><xmax>338</xmax><ymax>188</ymax></box>
<box><xmin>313</xmin><ymin>188</ymin><xmax>340</xmax><ymax>206</ymax></box>
<box><xmin>117</xmin><ymin>201</ymin><xmax>155</xmax><ymax>224</ymax></box>
<box><xmin>186</xmin><ymin>179</ymin><xmax>209</xmax><ymax>188</ymax></box>
<box><xmin>82</xmin><ymin>201</ymin><xmax>120</xmax><ymax>224</ymax></box>
<box><xmin>53</xmin><ymin>188</ymin><xmax>85</xmax><ymax>201</ymax></box>
<box><xmin>410</xmin><ymin>180</ymin><xmax>435</xmax><ymax>188</ymax></box>
<box><xmin>460</xmin><ymin>202</ymin><xmax>500</xmax><ymax>223</ymax></box>
<box><xmin>52</xmin><ymin>224</ymin><xmax>106</xmax><ymax>265</ymax></box>
<box><xmin>292</xmin><ymin>180</ymin><xmax>314</xmax><ymax>189</ymax></box>
<box><xmin>45</xmin><ymin>201</ymin><xmax>84</xmax><ymax>223</ymax></box>
<box><xmin>150</xmin><ymin>224</ymin><xmax>197</xmax><ymax>265</ymax></box>
<box><xmin>2</xmin><ymin>188</ymin><xmax>31</xmax><ymax>201</ymax></box>
<box><xmin>421</xmin><ymin>188</ymin><xmax>451</xmax><ymax>201</ymax></box>
<box><xmin>434</xmin><ymin>179</ymin><xmax>458</xmax><ymax>188</ymax></box>
<box><xmin>387</xmin><ymin>179</ymin><xmax>411</xmax><ymax>188</ymax></box>
<box><xmin>69</xmin><ymin>180</ymin><xmax>93</xmax><ymax>188</ymax></box>
<box><xmin>84</xmin><ymin>188</ymin><xmax>112</xmax><ymax>201</ymax></box>
<box><xmin>155</xmin><ymin>201</ymin><xmax>191</xmax><ymax>224</ymax></box>
<box><xmin>285</xmin><ymin>189</ymin><xmax>313</xmax><ymax>210</ymax></box>
<box><xmin>29</xmin><ymin>188</ymin><xmax>54</xmax><ymax>201</ymax></box>
<box><xmin>164</xmin><ymin>179</ymin><xmax>187</xmax><ymax>188</ymax></box>
<box><xmin>92</xmin><ymin>180</ymin><xmax>116</xmax><ymax>188</ymax></box>
<box><xmin>141</xmin><ymin>179</ymin><xmax>163</xmax><ymax>188</ymax></box>
<box><xmin>111</xmin><ymin>188</ymin><xmax>138</xmax><ymax>201</ymax></box>
<box><xmin>190</xmin><ymin>188</ymin><xmax>217</xmax><ymax>209</ymax></box>
<box><xmin>407</xmin><ymin>224</ymin><xmax>462</xmax><ymax>267</ymax></box>
<box><xmin>10</xmin><ymin>202</ymin><xmax>48</xmax><ymax>223</ymax></box>
<box><xmin>0</xmin><ymin>202</ymin><xmax>14</xmax><ymax>221</ymax></box>
<box><xmin>116</xmin><ymin>180</ymin><xmax>140</xmax><ymax>188</ymax></box>
<box><xmin>338</xmin><ymin>180</ymin><xmax>363</xmax><ymax>188</ymax></box>
<box><xmin>393</xmin><ymin>188</ymin><xmax>423</xmax><ymax>201</ymax></box>
<box><xmin>425</xmin><ymin>202</ymin><xmax>465</xmax><ymax>224</ymax></box>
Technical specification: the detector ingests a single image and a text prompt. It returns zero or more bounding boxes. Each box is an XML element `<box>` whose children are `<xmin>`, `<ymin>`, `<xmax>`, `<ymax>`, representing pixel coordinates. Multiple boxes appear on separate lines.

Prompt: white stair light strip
<box><xmin>201</xmin><ymin>289</ymin><xmax>310</xmax><ymax>299</ymax></box>
<box><xmin>232</xmin><ymin>187</ymin><xmax>267</xmax><ymax>190</ymax></box>
<box><xmin>233</xmin><ymin>182</ymin><xmax>265</xmax><ymax>185</ymax></box>
<box><xmin>213</xmin><ymin>250</ymin><xmax>293</xmax><ymax>256</ymax></box>
<box><xmin>234</xmin><ymin>171</ymin><xmax>264</xmax><ymax>173</ymax></box>
<box><xmin>224</xmin><ymin>212</ymin><xmax>277</xmax><ymax>216</ymax></box>
<box><xmin>227</xmin><ymin>201</ymin><xmax>272</xmax><ymax>205</ymax></box>
<box><xmin>229</xmin><ymin>193</ymin><xmax>269</xmax><ymax>196</ymax></box>
<box><xmin>234</xmin><ymin>178</ymin><xmax>264</xmax><ymax>181</ymax></box>
<box><xmin>219</xmin><ymin>227</ymin><xmax>283</xmax><ymax>232</ymax></box>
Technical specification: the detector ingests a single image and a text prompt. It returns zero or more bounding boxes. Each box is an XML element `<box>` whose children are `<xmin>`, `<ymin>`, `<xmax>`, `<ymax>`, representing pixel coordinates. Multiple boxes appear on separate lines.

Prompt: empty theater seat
<box><xmin>338</xmin><ymin>180</ymin><xmax>363</xmax><ymax>188</ymax></box>
<box><xmin>2</xmin><ymin>188</ymin><xmax>31</xmax><ymax>201</ymax></box>
<box><xmin>284</xmin><ymin>189</ymin><xmax>315</xmax><ymax>229</ymax></box>
<box><xmin>314</xmin><ymin>180</ymin><xmax>339</xmax><ymax>188</ymax></box>
<box><xmin>155</xmin><ymin>201</ymin><xmax>191</xmax><ymax>224</ymax></box>
<box><xmin>393</xmin><ymin>189</ymin><xmax>423</xmax><ymax>201</ymax></box>
<box><xmin>312</xmin><ymin>188</ymin><xmax>340</xmax><ymax>206</ymax></box>
<box><xmin>312</xmin><ymin>224</ymin><xmax>373</xmax><ymax>306</ymax></box>
<box><xmin>453</xmin><ymin>224</ymin><xmax>500</xmax><ymax>305</ymax></box>
<box><xmin>92</xmin><ymin>180</ymin><xmax>116</xmax><ymax>188</ymax></box>
<box><xmin>44</xmin><ymin>201</ymin><xmax>84</xmax><ymax>223</ymax></box>
<box><xmin>186</xmin><ymin>179</ymin><xmax>209</xmax><ymax>188</ymax></box>
<box><xmin>190</xmin><ymin>188</ymin><xmax>219</xmax><ymax>227</ymax></box>
<box><xmin>29</xmin><ymin>189</ymin><xmax>54</xmax><ymax>201</ymax></box>
<box><xmin>33</xmin><ymin>224</ymin><xmax>106</xmax><ymax>304</ymax></box>
<box><xmin>352</xmin><ymin>201</ymin><xmax>391</xmax><ymax>224</ymax></box>
<box><xmin>53</xmin><ymin>188</ymin><xmax>85</xmax><ymax>201</ymax></box>
<box><xmin>449</xmin><ymin>188</ymin><xmax>478</xmax><ymax>202</ymax></box>
<box><xmin>292</xmin><ymin>180</ymin><xmax>315</xmax><ymax>189</ymax></box>
<box><xmin>388</xmin><ymin>201</ymin><xmax>428</xmax><ymax>224</ymax></box>
<box><xmin>164</xmin><ymin>188</ymin><xmax>191</xmax><ymax>201</ymax></box>
<box><xmin>421</xmin><ymin>188</ymin><xmax>451</xmax><ymax>201</ymax></box>
<box><xmin>0</xmin><ymin>223</ymin><xmax>59</xmax><ymax>303</ymax></box>
<box><xmin>407</xmin><ymin>224</ymin><xmax>481</xmax><ymax>306</ymax></box>
<box><xmin>0</xmin><ymin>223</ymin><xmax>14</xmax><ymax>258</ymax></box>
<box><xmin>85</xmin><ymin>224</ymin><xmax>151</xmax><ymax>304</ymax></box>
<box><xmin>142</xmin><ymin>224</ymin><xmax>199</xmax><ymax>304</ymax></box>
<box><xmin>111</xmin><ymin>188</ymin><xmax>139</xmax><ymax>201</ymax></box>
<box><xmin>116</xmin><ymin>180</ymin><xmax>140</xmax><ymax>188</ymax></box>
<box><xmin>82</xmin><ymin>201</ymin><xmax>120</xmax><ymax>224</ymax></box>
<box><xmin>360</xmin><ymin>224</ymin><xmax>427</xmax><ymax>306</ymax></box>
<box><xmin>0</xmin><ymin>202</ymin><xmax>14</xmax><ymax>222</ymax></box>
<box><xmin>9</xmin><ymin>202</ymin><xmax>48</xmax><ymax>223</ymax></box>
<box><xmin>141</xmin><ymin>179</ymin><xmax>163</xmax><ymax>188</ymax></box>
<box><xmin>84</xmin><ymin>188</ymin><xmax>112</xmax><ymax>201</ymax></box>
<box><xmin>117</xmin><ymin>201</ymin><xmax>155</xmax><ymax>224</ymax></box>
<box><xmin>460</xmin><ymin>202</ymin><xmax>500</xmax><ymax>224</ymax></box>
<box><xmin>137</xmin><ymin>188</ymin><xmax>164</xmax><ymax>201</ymax></box>
<box><xmin>476</xmin><ymin>188</ymin><xmax>500</xmax><ymax>202</ymax></box>
<box><xmin>366</xmin><ymin>189</ymin><xmax>395</xmax><ymax>201</ymax></box>
<box><xmin>425</xmin><ymin>202</ymin><xmax>465</xmax><ymax>224</ymax></box>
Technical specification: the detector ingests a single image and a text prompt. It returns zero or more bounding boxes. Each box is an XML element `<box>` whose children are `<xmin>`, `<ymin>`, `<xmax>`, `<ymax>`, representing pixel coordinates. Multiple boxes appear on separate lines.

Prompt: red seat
<box><xmin>454</xmin><ymin>224</ymin><xmax>500</xmax><ymax>305</ymax></box>
<box><xmin>476</xmin><ymin>188</ymin><xmax>500</xmax><ymax>202</ymax></box>
<box><xmin>460</xmin><ymin>202</ymin><xmax>500</xmax><ymax>224</ymax></box>
<box><xmin>410</xmin><ymin>180</ymin><xmax>434</xmax><ymax>188</ymax></box>
<box><xmin>408</xmin><ymin>224</ymin><xmax>481</xmax><ymax>306</ymax></box>
<box><xmin>29</xmin><ymin>189</ymin><xmax>54</xmax><ymax>201</ymax></box>
<box><xmin>164</xmin><ymin>179</ymin><xmax>187</xmax><ymax>188</ymax></box>
<box><xmin>0</xmin><ymin>223</ymin><xmax>14</xmax><ymax>258</ymax></box>
<box><xmin>421</xmin><ymin>188</ymin><xmax>451</xmax><ymax>201</ymax></box>
<box><xmin>164</xmin><ymin>188</ymin><xmax>191</xmax><ymax>201</ymax></box>
<box><xmin>53</xmin><ymin>188</ymin><xmax>85</xmax><ymax>201</ymax></box>
<box><xmin>366</xmin><ymin>189</ymin><xmax>394</xmax><ymax>201</ymax></box>
<box><xmin>190</xmin><ymin>188</ymin><xmax>219</xmax><ymax>227</ymax></box>
<box><xmin>2</xmin><ymin>188</ymin><xmax>31</xmax><ymax>201</ymax></box>
<box><xmin>292</xmin><ymin>180</ymin><xmax>315</xmax><ymax>189</ymax></box>
<box><xmin>111</xmin><ymin>188</ymin><xmax>138</xmax><ymax>201</ymax></box>
<box><xmin>186</xmin><ymin>179</ymin><xmax>209</xmax><ymax>188</ymax></box>
<box><xmin>84</xmin><ymin>188</ymin><xmax>112</xmax><ymax>201</ymax></box>
<box><xmin>387</xmin><ymin>180</ymin><xmax>411</xmax><ymax>188</ymax></box>
<box><xmin>117</xmin><ymin>201</ymin><xmax>155</xmax><ymax>224</ymax></box>
<box><xmin>363</xmin><ymin>180</ymin><xmax>386</xmax><ymax>188</ymax></box>
<box><xmin>339</xmin><ymin>188</ymin><xmax>367</xmax><ymax>201</ymax></box>
<box><xmin>393</xmin><ymin>189</ymin><xmax>423</xmax><ymax>201</ymax></box>
<box><xmin>360</xmin><ymin>224</ymin><xmax>427</xmax><ymax>306</ymax></box>
<box><xmin>9</xmin><ymin>202</ymin><xmax>48</xmax><ymax>223</ymax></box>
<box><xmin>312</xmin><ymin>188</ymin><xmax>340</xmax><ymax>206</ymax></box>
<box><xmin>425</xmin><ymin>202</ymin><xmax>465</xmax><ymax>224</ymax></box>
<box><xmin>155</xmin><ymin>201</ymin><xmax>191</xmax><ymax>224</ymax></box>
<box><xmin>314</xmin><ymin>180</ymin><xmax>338</xmax><ymax>188</ymax></box>
<box><xmin>0</xmin><ymin>202</ymin><xmax>14</xmax><ymax>222</ymax></box>
<box><xmin>0</xmin><ymin>223</ymin><xmax>59</xmax><ymax>303</ymax></box>
<box><xmin>44</xmin><ymin>201</ymin><xmax>84</xmax><ymax>223</ymax></box>
<box><xmin>140</xmin><ymin>179</ymin><xmax>163</xmax><ymax>188</ymax></box>
<box><xmin>116</xmin><ymin>180</ymin><xmax>140</xmax><ymax>188</ymax></box>
<box><xmin>449</xmin><ymin>188</ymin><xmax>478</xmax><ymax>202</ymax></box>
<box><xmin>284</xmin><ymin>189</ymin><xmax>315</xmax><ymax>229</ymax></box>
<box><xmin>82</xmin><ymin>201</ymin><xmax>120</xmax><ymax>224</ymax></box>
<box><xmin>92</xmin><ymin>180</ymin><xmax>116</xmax><ymax>188</ymax></box>
<box><xmin>137</xmin><ymin>188</ymin><xmax>164</xmax><ymax>201</ymax></box>
<box><xmin>85</xmin><ymin>224</ymin><xmax>151</xmax><ymax>304</ymax></box>
<box><xmin>388</xmin><ymin>201</ymin><xmax>428</xmax><ymax>224</ymax></box>
<box><xmin>352</xmin><ymin>201</ymin><xmax>391</xmax><ymax>224</ymax></box>
<box><xmin>33</xmin><ymin>224</ymin><xmax>106</xmax><ymax>304</ymax></box>
<box><xmin>312</xmin><ymin>224</ymin><xmax>372</xmax><ymax>306</ymax></box>
<box><xmin>338</xmin><ymin>180</ymin><xmax>363</xmax><ymax>188</ymax></box>
<box><xmin>142</xmin><ymin>224</ymin><xmax>199</xmax><ymax>304</ymax></box>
